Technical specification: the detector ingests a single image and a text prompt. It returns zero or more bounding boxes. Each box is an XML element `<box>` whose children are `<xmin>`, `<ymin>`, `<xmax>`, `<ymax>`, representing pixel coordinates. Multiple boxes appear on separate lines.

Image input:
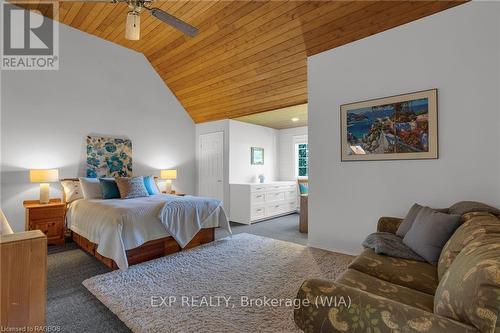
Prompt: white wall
<box><xmin>308</xmin><ymin>2</ymin><xmax>500</xmax><ymax>254</ymax></box>
<box><xmin>278</xmin><ymin>126</ymin><xmax>308</xmax><ymax>180</ymax></box>
<box><xmin>228</xmin><ymin>120</ymin><xmax>278</xmax><ymax>183</ymax></box>
<box><xmin>1</xmin><ymin>13</ymin><xmax>196</xmax><ymax>231</ymax></box>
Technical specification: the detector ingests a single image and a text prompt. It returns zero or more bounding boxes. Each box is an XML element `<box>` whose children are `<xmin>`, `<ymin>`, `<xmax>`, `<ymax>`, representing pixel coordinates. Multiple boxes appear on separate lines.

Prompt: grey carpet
<box><xmin>216</xmin><ymin>213</ymin><xmax>307</xmax><ymax>245</ymax></box>
<box><xmin>46</xmin><ymin>214</ymin><xmax>307</xmax><ymax>332</ymax></box>
<box><xmin>47</xmin><ymin>243</ymin><xmax>131</xmax><ymax>332</ymax></box>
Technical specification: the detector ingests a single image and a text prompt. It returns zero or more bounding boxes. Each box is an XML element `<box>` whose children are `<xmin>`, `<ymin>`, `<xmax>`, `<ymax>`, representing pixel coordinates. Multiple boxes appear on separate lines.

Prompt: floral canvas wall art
<box><xmin>341</xmin><ymin>89</ymin><xmax>438</xmax><ymax>161</ymax></box>
<box><xmin>86</xmin><ymin>136</ymin><xmax>132</xmax><ymax>177</ymax></box>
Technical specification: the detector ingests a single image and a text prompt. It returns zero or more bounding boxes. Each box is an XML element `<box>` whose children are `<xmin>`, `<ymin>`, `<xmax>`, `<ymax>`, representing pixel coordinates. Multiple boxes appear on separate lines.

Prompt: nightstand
<box><xmin>24</xmin><ymin>199</ymin><xmax>66</xmax><ymax>246</ymax></box>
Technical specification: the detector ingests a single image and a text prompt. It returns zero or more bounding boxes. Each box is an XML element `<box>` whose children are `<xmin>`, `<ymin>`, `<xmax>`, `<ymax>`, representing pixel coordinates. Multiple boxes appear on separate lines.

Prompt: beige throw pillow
<box><xmin>115</xmin><ymin>177</ymin><xmax>149</xmax><ymax>199</ymax></box>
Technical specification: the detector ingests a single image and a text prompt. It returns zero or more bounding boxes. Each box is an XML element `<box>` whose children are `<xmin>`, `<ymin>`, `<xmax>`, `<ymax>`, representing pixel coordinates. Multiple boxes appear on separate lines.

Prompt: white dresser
<box><xmin>229</xmin><ymin>181</ymin><xmax>298</xmax><ymax>224</ymax></box>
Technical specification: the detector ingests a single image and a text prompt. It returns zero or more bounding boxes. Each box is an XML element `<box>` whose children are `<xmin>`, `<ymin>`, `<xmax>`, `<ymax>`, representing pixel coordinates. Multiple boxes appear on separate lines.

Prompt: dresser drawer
<box><xmin>266</xmin><ymin>203</ymin><xmax>286</xmax><ymax>216</ymax></box>
<box><xmin>31</xmin><ymin>219</ymin><xmax>63</xmax><ymax>238</ymax></box>
<box><xmin>265</xmin><ymin>191</ymin><xmax>285</xmax><ymax>202</ymax></box>
<box><xmin>29</xmin><ymin>206</ymin><xmax>65</xmax><ymax>220</ymax></box>
<box><xmin>284</xmin><ymin>189</ymin><xmax>297</xmax><ymax>199</ymax></box>
<box><xmin>268</xmin><ymin>184</ymin><xmax>282</xmax><ymax>191</ymax></box>
<box><xmin>250</xmin><ymin>206</ymin><xmax>266</xmax><ymax>220</ymax></box>
<box><xmin>251</xmin><ymin>192</ymin><xmax>266</xmax><ymax>205</ymax></box>
<box><xmin>251</xmin><ymin>185</ymin><xmax>268</xmax><ymax>193</ymax></box>
<box><xmin>287</xmin><ymin>199</ymin><xmax>298</xmax><ymax>211</ymax></box>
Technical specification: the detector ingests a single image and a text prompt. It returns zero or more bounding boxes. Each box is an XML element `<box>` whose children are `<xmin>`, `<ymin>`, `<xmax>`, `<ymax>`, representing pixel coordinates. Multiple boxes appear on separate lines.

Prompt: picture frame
<box><xmin>251</xmin><ymin>147</ymin><xmax>264</xmax><ymax>165</ymax></box>
<box><xmin>340</xmin><ymin>89</ymin><xmax>438</xmax><ymax>161</ymax></box>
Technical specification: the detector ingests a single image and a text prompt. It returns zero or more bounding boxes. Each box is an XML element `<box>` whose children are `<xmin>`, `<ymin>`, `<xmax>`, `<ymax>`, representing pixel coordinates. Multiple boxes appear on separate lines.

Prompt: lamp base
<box><xmin>165</xmin><ymin>180</ymin><xmax>173</xmax><ymax>194</ymax></box>
<box><xmin>39</xmin><ymin>183</ymin><xmax>50</xmax><ymax>204</ymax></box>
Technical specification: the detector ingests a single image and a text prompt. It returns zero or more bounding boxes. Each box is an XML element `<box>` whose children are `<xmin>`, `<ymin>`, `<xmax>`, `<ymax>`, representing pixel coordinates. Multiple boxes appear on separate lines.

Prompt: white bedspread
<box><xmin>66</xmin><ymin>194</ymin><xmax>230</xmax><ymax>270</ymax></box>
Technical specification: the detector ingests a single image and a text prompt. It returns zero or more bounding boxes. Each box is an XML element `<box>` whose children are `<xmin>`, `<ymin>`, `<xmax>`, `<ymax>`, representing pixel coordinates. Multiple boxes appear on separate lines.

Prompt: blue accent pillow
<box><xmin>299</xmin><ymin>182</ymin><xmax>308</xmax><ymax>195</ymax></box>
<box><xmin>99</xmin><ymin>178</ymin><xmax>120</xmax><ymax>199</ymax></box>
<box><xmin>143</xmin><ymin>176</ymin><xmax>160</xmax><ymax>195</ymax></box>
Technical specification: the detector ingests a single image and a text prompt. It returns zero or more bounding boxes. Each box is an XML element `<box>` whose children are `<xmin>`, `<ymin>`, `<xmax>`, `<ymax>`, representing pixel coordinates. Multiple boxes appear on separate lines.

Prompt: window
<box><xmin>296</xmin><ymin>143</ymin><xmax>309</xmax><ymax>177</ymax></box>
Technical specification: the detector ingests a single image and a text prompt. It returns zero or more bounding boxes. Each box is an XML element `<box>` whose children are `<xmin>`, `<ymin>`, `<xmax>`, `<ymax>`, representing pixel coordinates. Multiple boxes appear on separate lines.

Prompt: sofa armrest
<box><xmin>377</xmin><ymin>216</ymin><xmax>403</xmax><ymax>233</ymax></box>
<box><xmin>294</xmin><ymin>279</ymin><xmax>478</xmax><ymax>333</ymax></box>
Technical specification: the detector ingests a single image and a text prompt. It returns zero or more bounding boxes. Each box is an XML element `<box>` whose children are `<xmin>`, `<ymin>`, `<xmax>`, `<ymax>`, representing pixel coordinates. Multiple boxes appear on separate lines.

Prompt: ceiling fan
<box><xmin>64</xmin><ymin>0</ymin><xmax>198</xmax><ymax>40</ymax></box>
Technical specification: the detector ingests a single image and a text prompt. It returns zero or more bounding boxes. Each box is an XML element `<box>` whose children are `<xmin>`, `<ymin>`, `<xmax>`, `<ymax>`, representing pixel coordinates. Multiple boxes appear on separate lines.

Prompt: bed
<box><xmin>66</xmin><ymin>193</ymin><xmax>230</xmax><ymax>270</ymax></box>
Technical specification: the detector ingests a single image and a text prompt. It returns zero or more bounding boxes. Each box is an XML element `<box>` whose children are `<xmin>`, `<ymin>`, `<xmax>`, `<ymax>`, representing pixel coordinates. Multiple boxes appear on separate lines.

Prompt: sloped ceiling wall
<box><xmin>21</xmin><ymin>1</ymin><xmax>464</xmax><ymax>123</ymax></box>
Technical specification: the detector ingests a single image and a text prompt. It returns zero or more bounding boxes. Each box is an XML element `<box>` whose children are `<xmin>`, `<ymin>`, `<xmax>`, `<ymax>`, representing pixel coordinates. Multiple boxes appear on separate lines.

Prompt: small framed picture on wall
<box><xmin>340</xmin><ymin>89</ymin><xmax>438</xmax><ymax>161</ymax></box>
<box><xmin>251</xmin><ymin>147</ymin><xmax>264</xmax><ymax>165</ymax></box>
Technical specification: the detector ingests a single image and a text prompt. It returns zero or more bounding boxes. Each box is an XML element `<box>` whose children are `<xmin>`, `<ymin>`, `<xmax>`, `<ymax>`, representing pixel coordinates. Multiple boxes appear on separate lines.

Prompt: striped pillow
<box><xmin>115</xmin><ymin>177</ymin><xmax>149</xmax><ymax>199</ymax></box>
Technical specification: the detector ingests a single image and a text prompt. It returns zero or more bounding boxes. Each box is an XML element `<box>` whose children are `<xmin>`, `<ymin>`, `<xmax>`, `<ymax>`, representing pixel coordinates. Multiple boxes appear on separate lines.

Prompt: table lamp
<box><xmin>160</xmin><ymin>169</ymin><xmax>177</xmax><ymax>194</ymax></box>
<box><xmin>30</xmin><ymin>169</ymin><xmax>59</xmax><ymax>204</ymax></box>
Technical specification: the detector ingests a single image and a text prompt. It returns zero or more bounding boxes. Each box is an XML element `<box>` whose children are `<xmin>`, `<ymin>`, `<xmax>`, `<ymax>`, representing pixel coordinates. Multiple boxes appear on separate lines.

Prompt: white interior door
<box><xmin>198</xmin><ymin>132</ymin><xmax>224</xmax><ymax>202</ymax></box>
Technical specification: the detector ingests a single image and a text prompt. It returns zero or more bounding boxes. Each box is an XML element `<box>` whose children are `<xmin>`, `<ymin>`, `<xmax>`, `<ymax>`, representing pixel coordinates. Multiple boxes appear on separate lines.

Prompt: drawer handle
<box><xmin>256</xmin><ymin>209</ymin><xmax>262</xmax><ymax>212</ymax></box>
<box><xmin>256</xmin><ymin>195</ymin><xmax>263</xmax><ymax>198</ymax></box>
<box><xmin>275</xmin><ymin>205</ymin><xmax>279</xmax><ymax>208</ymax></box>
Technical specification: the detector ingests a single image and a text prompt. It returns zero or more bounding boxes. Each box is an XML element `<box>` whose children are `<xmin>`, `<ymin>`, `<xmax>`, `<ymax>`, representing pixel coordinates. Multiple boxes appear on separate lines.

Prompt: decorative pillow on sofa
<box><xmin>115</xmin><ymin>177</ymin><xmax>149</xmax><ymax>199</ymax></box>
<box><xmin>403</xmin><ymin>207</ymin><xmax>461</xmax><ymax>264</ymax></box>
<box><xmin>396</xmin><ymin>203</ymin><xmax>449</xmax><ymax>237</ymax></box>
<box><xmin>396</xmin><ymin>203</ymin><xmax>423</xmax><ymax>237</ymax></box>
<box><xmin>434</xmin><ymin>235</ymin><xmax>500</xmax><ymax>333</ymax></box>
<box><xmin>78</xmin><ymin>177</ymin><xmax>103</xmax><ymax>199</ymax></box>
<box><xmin>362</xmin><ymin>232</ymin><xmax>425</xmax><ymax>262</ymax></box>
<box><xmin>143</xmin><ymin>176</ymin><xmax>161</xmax><ymax>195</ymax></box>
<box><xmin>99</xmin><ymin>178</ymin><xmax>120</xmax><ymax>199</ymax></box>
<box><xmin>61</xmin><ymin>179</ymin><xmax>83</xmax><ymax>203</ymax></box>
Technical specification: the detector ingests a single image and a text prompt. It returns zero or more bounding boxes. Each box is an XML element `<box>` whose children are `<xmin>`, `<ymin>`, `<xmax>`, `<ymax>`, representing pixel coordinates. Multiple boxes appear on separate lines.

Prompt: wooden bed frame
<box><xmin>72</xmin><ymin>228</ymin><xmax>215</xmax><ymax>270</ymax></box>
<box><xmin>61</xmin><ymin>178</ymin><xmax>216</xmax><ymax>270</ymax></box>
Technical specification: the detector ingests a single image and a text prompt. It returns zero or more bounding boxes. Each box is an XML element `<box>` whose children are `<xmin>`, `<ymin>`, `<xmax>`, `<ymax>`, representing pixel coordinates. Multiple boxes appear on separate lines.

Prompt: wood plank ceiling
<box><xmin>22</xmin><ymin>1</ymin><xmax>464</xmax><ymax>123</ymax></box>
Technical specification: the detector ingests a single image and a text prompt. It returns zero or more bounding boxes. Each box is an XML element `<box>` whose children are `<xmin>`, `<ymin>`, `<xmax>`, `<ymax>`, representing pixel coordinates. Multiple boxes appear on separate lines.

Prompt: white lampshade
<box><xmin>0</xmin><ymin>209</ymin><xmax>14</xmax><ymax>235</ymax></box>
<box><xmin>160</xmin><ymin>169</ymin><xmax>177</xmax><ymax>180</ymax></box>
<box><xmin>125</xmin><ymin>11</ymin><xmax>140</xmax><ymax>41</ymax></box>
<box><xmin>29</xmin><ymin>169</ymin><xmax>59</xmax><ymax>183</ymax></box>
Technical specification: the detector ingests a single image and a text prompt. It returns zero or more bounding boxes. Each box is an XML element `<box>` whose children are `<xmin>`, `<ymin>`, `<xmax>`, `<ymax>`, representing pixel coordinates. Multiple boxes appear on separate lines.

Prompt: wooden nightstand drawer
<box><xmin>31</xmin><ymin>219</ymin><xmax>63</xmax><ymax>238</ymax></box>
<box><xmin>29</xmin><ymin>206</ymin><xmax>65</xmax><ymax>220</ymax></box>
<box><xmin>24</xmin><ymin>200</ymin><xmax>66</xmax><ymax>246</ymax></box>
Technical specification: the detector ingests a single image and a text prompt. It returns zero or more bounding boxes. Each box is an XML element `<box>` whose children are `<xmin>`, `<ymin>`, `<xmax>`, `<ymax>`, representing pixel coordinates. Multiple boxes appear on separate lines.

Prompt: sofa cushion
<box><xmin>338</xmin><ymin>269</ymin><xmax>434</xmax><ymax>312</ymax></box>
<box><xmin>434</xmin><ymin>235</ymin><xmax>500</xmax><ymax>333</ymax></box>
<box><xmin>448</xmin><ymin>201</ymin><xmax>500</xmax><ymax>217</ymax></box>
<box><xmin>403</xmin><ymin>207</ymin><xmax>461</xmax><ymax>264</ymax></box>
<box><xmin>438</xmin><ymin>212</ymin><xmax>500</xmax><ymax>280</ymax></box>
<box><xmin>349</xmin><ymin>249</ymin><xmax>438</xmax><ymax>295</ymax></box>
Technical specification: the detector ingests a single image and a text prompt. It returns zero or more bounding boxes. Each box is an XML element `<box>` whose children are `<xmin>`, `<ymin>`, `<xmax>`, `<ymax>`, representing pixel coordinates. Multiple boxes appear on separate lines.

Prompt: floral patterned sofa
<box><xmin>294</xmin><ymin>211</ymin><xmax>500</xmax><ymax>333</ymax></box>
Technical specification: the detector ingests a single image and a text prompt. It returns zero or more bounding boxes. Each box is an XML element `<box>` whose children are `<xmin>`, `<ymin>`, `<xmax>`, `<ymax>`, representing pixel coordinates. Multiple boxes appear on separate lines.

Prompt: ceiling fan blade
<box><xmin>149</xmin><ymin>8</ymin><xmax>198</xmax><ymax>37</ymax></box>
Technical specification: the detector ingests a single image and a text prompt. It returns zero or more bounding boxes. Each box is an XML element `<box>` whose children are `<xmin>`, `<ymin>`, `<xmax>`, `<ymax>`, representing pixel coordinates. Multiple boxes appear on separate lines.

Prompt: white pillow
<box><xmin>78</xmin><ymin>177</ymin><xmax>103</xmax><ymax>199</ymax></box>
<box><xmin>61</xmin><ymin>179</ymin><xmax>84</xmax><ymax>203</ymax></box>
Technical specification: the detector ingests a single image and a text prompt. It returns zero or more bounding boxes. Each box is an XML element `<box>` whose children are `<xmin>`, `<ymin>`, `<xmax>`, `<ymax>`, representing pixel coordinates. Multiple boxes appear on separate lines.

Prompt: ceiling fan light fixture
<box><xmin>125</xmin><ymin>11</ymin><xmax>140</xmax><ymax>41</ymax></box>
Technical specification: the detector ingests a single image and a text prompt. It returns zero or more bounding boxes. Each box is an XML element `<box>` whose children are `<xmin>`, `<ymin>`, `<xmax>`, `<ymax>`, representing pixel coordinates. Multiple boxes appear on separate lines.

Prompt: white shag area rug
<box><xmin>83</xmin><ymin>233</ymin><xmax>353</xmax><ymax>333</ymax></box>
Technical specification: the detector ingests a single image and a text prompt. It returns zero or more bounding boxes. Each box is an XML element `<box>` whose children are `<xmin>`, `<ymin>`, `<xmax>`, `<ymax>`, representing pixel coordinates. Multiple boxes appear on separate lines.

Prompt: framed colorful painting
<box><xmin>86</xmin><ymin>136</ymin><xmax>133</xmax><ymax>177</ymax></box>
<box><xmin>340</xmin><ymin>89</ymin><xmax>438</xmax><ymax>161</ymax></box>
